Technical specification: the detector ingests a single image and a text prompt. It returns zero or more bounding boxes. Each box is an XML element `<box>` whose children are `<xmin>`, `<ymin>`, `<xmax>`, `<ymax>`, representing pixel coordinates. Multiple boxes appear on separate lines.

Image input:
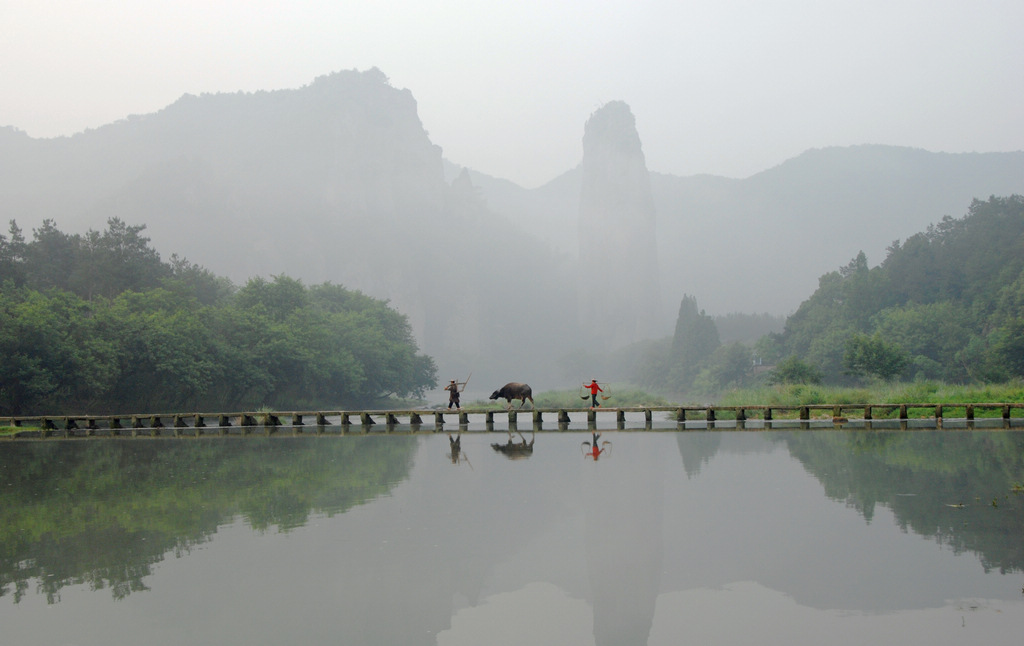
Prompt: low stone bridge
<box><xmin>3</xmin><ymin>402</ymin><xmax>1023</xmax><ymax>439</ymax></box>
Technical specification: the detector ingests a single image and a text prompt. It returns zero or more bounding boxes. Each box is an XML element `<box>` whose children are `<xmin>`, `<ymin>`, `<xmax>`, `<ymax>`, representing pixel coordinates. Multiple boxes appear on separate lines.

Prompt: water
<box><xmin>2</xmin><ymin>430</ymin><xmax>1023</xmax><ymax>645</ymax></box>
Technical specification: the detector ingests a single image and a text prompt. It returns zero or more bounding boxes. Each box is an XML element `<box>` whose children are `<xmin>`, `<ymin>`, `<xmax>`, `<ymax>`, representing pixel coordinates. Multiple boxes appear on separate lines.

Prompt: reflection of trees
<box><xmin>784</xmin><ymin>431</ymin><xmax>1024</xmax><ymax>573</ymax></box>
<box><xmin>0</xmin><ymin>437</ymin><xmax>417</xmax><ymax>603</ymax></box>
<box><xmin>675</xmin><ymin>431</ymin><xmax>722</xmax><ymax>478</ymax></box>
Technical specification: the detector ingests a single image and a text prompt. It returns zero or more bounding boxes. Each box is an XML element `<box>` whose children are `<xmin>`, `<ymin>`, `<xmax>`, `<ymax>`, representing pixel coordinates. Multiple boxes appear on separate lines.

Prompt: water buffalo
<box><xmin>489</xmin><ymin>382</ymin><xmax>534</xmax><ymax>409</ymax></box>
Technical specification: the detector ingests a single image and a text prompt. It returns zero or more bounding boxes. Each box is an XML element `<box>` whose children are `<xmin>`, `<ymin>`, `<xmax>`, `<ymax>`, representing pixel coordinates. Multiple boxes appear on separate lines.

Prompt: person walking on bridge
<box><xmin>445</xmin><ymin>378</ymin><xmax>467</xmax><ymax>409</ymax></box>
<box><xmin>584</xmin><ymin>379</ymin><xmax>603</xmax><ymax>408</ymax></box>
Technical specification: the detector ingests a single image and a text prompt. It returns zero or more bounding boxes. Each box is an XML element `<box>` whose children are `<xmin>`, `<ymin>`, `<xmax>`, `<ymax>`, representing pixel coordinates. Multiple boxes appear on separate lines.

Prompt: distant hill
<box><xmin>462</xmin><ymin>146</ymin><xmax>1024</xmax><ymax>317</ymax></box>
<box><xmin>3</xmin><ymin>69</ymin><xmax>1024</xmax><ymax>387</ymax></box>
<box><xmin>0</xmin><ymin>69</ymin><xmax>575</xmax><ymax>389</ymax></box>
<box><xmin>773</xmin><ymin>195</ymin><xmax>1024</xmax><ymax>383</ymax></box>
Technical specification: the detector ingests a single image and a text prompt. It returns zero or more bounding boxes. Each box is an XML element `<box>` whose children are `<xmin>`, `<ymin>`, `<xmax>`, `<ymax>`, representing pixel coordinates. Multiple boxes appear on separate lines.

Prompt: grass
<box><xmin>463</xmin><ymin>385</ymin><xmax>673</xmax><ymax>409</ymax></box>
<box><xmin>717</xmin><ymin>380</ymin><xmax>1024</xmax><ymax>407</ymax></box>
<box><xmin>1</xmin><ymin>425</ymin><xmax>29</xmax><ymax>437</ymax></box>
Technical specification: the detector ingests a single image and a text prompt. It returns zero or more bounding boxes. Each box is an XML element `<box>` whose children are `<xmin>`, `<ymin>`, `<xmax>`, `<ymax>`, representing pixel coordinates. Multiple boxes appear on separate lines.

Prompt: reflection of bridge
<box><xmin>4</xmin><ymin>402</ymin><xmax>1023</xmax><ymax>438</ymax></box>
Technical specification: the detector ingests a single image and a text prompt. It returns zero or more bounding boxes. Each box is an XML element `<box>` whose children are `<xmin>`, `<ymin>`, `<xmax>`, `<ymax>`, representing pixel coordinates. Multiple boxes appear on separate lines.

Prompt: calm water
<box><xmin>2</xmin><ymin>430</ymin><xmax>1023</xmax><ymax>645</ymax></box>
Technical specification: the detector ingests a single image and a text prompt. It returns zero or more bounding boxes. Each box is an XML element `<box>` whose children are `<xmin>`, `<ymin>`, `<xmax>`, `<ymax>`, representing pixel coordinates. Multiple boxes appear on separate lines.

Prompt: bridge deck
<box><xmin>3</xmin><ymin>403</ymin><xmax>1023</xmax><ymax>439</ymax></box>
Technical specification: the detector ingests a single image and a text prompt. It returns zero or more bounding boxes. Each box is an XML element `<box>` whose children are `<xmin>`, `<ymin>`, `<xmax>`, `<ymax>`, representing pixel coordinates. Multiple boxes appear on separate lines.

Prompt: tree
<box><xmin>989</xmin><ymin>320</ymin><xmax>1024</xmax><ymax>379</ymax></box>
<box><xmin>0</xmin><ymin>220</ymin><xmax>26</xmax><ymax>286</ymax></box>
<box><xmin>707</xmin><ymin>342</ymin><xmax>754</xmax><ymax>390</ymax></box>
<box><xmin>769</xmin><ymin>356</ymin><xmax>823</xmax><ymax>385</ymax></box>
<box><xmin>667</xmin><ymin>295</ymin><xmax>720</xmax><ymax>390</ymax></box>
<box><xmin>73</xmin><ymin>218</ymin><xmax>169</xmax><ymax>299</ymax></box>
<box><xmin>23</xmin><ymin>219</ymin><xmax>79</xmax><ymax>292</ymax></box>
<box><xmin>843</xmin><ymin>333</ymin><xmax>909</xmax><ymax>381</ymax></box>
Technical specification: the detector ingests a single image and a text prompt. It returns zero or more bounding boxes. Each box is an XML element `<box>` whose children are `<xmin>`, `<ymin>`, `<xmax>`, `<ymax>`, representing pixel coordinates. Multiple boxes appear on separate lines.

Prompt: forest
<box><xmin>0</xmin><ymin>219</ymin><xmax>437</xmax><ymax>415</ymax></box>
<box><xmin>636</xmin><ymin>195</ymin><xmax>1024</xmax><ymax>396</ymax></box>
<box><xmin>4</xmin><ymin>195</ymin><xmax>1023</xmax><ymax>414</ymax></box>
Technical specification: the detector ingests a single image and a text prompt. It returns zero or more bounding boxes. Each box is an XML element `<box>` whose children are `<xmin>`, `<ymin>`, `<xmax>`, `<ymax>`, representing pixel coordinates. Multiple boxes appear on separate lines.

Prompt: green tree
<box><xmin>843</xmin><ymin>333</ymin><xmax>909</xmax><ymax>381</ymax></box>
<box><xmin>72</xmin><ymin>218</ymin><xmax>169</xmax><ymax>299</ymax></box>
<box><xmin>768</xmin><ymin>356</ymin><xmax>823</xmax><ymax>385</ymax></box>
<box><xmin>23</xmin><ymin>219</ymin><xmax>79</xmax><ymax>292</ymax></box>
<box><xmin>0</xmin><ymin>221</ymin><xmax>26</xmax><ymax>286</ymax></box>
<box><xmin>988</xmin><ymin>319</ymin><xmax>1024</xmax><ymax>378</ymax></box>
<box><xmin>667</xmin><ymin>295</ymin><xmax>720</xmax><ymax>390</ymax></box>
<box><xmin>706</xmin><ymin>342</ymin><xmax>754</xmax><ymax>390</ymax></box>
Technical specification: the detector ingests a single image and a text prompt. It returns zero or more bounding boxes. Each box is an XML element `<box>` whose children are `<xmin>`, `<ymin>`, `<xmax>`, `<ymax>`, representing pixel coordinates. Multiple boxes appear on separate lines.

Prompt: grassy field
<box><xmin>463</xmin><ymin>385</ymin><xmax>674</xmax><ymax>409</ymax></box>
<box><xmin>716</xmin><ymin>380</ymin><xmax>1024</xmax><ymax>408</ymax></box>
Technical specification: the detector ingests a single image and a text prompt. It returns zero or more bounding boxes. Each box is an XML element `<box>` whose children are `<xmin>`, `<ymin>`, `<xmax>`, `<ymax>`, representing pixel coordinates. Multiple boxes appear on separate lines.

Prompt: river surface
<box><xmin>2</xmin><ymin>429</ymin><xmax>1023</xmax><ymax>645</ymax></box>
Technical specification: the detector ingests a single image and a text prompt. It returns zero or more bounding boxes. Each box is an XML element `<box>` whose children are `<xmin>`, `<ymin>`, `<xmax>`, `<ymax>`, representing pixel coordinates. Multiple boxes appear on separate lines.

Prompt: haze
<box><xmin>2</xmin><ymin>0</ymin><xmax>1022</xmax><ymax>188</ymax></box>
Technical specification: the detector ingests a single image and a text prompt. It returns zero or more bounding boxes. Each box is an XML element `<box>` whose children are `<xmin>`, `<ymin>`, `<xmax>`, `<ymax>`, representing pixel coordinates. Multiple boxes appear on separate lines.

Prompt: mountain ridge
<box><xmin>3</xmin><ymin>71</ymin><xmax>1024</xmax><ymax>387</ymax></box>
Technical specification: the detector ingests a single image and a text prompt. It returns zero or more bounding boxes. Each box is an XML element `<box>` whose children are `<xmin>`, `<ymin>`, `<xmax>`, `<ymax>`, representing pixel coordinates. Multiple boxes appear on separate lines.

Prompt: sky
<box><xmin>2</xmin><ymin>1</ymin><xmax>1022</xmax><ymax>188</ymax></box>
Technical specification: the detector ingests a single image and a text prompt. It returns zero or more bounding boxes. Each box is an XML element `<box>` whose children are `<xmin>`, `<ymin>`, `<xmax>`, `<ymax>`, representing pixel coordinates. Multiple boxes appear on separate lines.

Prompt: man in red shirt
<box><xmin>583</xmin><ymin>379</ymin><xmax>603</xmax><ymax>408</ymax></box>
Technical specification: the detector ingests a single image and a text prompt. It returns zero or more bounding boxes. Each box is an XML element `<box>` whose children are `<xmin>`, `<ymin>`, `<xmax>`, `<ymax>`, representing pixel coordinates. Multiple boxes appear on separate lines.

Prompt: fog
<box><xmin>2</xmin><ymin>2</ymin><xmax>1024</xmax><ymax>387</ymax></box>
<box><xmin>2</xmin><ymin>2</ymin><xmax>1022</xmax><ymax>188</ymax></box>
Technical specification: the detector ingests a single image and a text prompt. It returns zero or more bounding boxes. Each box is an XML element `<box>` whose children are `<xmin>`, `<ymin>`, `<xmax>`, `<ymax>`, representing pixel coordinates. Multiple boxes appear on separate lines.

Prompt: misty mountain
<box><xmin>1</xmin><ymin>69</ymin><xmax>577</xmax><ymax>389</ymax></box>
<box><xmin>462</xmin><ymin>146</ymin><xmax>1024</xmax><ymax>317</ymax></box>
<box><xmin>3</xmin><ymin>68</ymin><xmax>1023</xmax><ymax>389</ymax></box>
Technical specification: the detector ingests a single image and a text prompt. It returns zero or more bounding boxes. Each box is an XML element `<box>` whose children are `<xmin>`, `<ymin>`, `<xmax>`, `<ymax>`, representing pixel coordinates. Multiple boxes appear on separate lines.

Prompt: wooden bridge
<box><xmin>3</xmin><ymin>402</ymin><xmax>1024</xmax><ymax>438</ymax></box>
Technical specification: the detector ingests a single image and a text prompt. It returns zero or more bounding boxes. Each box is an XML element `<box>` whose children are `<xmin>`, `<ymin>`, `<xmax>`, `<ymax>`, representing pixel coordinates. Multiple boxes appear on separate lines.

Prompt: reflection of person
<box><xmin>448</xmin><ymin>434</ymin><xmax>461</xmax><ymax>464</ymax></box>
<box><xmin>583</xmin><ymin>432</ymin><xmax>608</xmax><ymax>461</ymax></box>
<box><xmin>445</xmin><ymin>379</ymin><xmax>464</xmax><ymax>409</ymax></box>
<box><xmin>584</xmin><ymin>379</ymin><xmax>603</xmax><ymax>408</ymax></box>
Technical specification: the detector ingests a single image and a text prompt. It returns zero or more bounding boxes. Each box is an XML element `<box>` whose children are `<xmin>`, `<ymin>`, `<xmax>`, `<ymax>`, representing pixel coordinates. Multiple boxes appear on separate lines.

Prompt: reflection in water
<box><xmin>447</xmin><ymin>433</ymin><xmax>472</xmax><ymax>468</ymax></box>
<box><xmin>675</xmin><ymin>431</ymin><xmax>722</xmax><ymax>478</ymax></box>
<box><xmin>1</xmin><ymin>431</ymin><xmax>1023</xmax><ymax>645</ymax></box>
<box><xmin>581</xmin><ymin>432</ymin><xmax>611</xmax><ymax>461</ymax></box>
<box><xmin>581</xmin><ymin>432</ymin><xmax>664</xmax><ymax>645</ymax></box>
<box><xmin>491</xmin><ymin>431</ymin><xmax>535</xmax><ymax>459</ymax></box>
<box><xmin>0</xmin><ymin>437</ymin><xmax>417</xmax><ymax>604</ymax></box>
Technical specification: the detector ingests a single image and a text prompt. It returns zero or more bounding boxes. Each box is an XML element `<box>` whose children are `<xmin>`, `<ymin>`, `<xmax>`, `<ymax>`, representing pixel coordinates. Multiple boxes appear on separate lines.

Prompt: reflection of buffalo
<box><xmin>489</xmin><ymin>382</ymin><xmax>534</xmax><ymax>409</ymax></box>
<box><xmin>491</xmin><ymin>432</ymin><xmax>534</xmax><ymax>459</ymax></box>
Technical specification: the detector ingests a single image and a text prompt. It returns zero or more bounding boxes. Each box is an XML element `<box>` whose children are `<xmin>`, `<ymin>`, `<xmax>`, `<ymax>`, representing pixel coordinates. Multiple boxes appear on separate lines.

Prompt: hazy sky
<box><xmin>2</xmin><ymin>1</ymin><xmax>1022</xmax><ymax>188</ymax></box>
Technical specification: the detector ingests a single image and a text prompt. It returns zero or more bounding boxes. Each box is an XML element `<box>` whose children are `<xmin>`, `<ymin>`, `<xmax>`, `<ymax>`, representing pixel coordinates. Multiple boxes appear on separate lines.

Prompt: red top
<box><xmin>585</xmin><ymin>381</ymin><xmax>603</xmax><ymax>394</ymax></box>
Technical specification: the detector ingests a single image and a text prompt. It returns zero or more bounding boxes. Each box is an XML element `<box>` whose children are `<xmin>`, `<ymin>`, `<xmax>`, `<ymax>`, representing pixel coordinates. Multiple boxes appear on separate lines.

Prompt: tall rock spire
<box><xmin>578</xmin><ymin>101</ymin><xmax>664</xmax><ymax>348</ymax></box>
